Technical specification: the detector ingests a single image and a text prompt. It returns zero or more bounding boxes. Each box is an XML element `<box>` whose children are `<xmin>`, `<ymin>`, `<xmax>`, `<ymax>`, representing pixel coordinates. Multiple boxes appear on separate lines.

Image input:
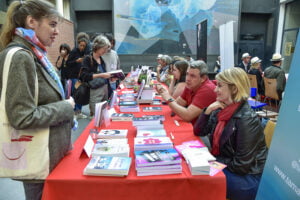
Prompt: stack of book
<box><xmin>142</xmin><ymin>106</ymin><xmax>162</xmax><ymax>112</ymax></box>
<box><xmin>135</xmin><ymin>148</ymin><xmax>182</xmax><ymax>176</ymax></box>
<box><xmin>92</xmin><ymin>138</ymin><xmax>130</xmax><ymax>157</ymax></box>
<box><xmin>136</xmin><ymin>128</ymin><xmax>167</xmax><ymax>137</ymax></box>
<box><xmin>134</xmin><ymin>136</ymin><xmax>173</xmax><ymax>151</ymax></box>
<box><xmin>181</xmin><ymin>147</ymin><xmax>216</xmax><ymax>175</ymax></box>
<box><xmin>119</xmin><ymin>93</ymin><xmax>136</xmax><ymax>101</ymax></box>
<box><xmin>97</xmin><ymin>129</ymin><xmax>128</xmax><ymax>139</ymax></box>
<box><xmin>111</xmin><ymin>113</ymin><xmax>134</xmax><ymax>121</ymax></box>
<box><xmin>83</xmin><ymin>156</ymin><xmax>132</xmax><ymax>177</ymax></box>
<box><xmin>119</xmin><ymin>105</ymin><xmax>140</xmax><ymax>113</ymax></box>
<box><xmin>132</xmin><ymin>116</ymin><xmax>163</xmax><ymax>129</ymax></box>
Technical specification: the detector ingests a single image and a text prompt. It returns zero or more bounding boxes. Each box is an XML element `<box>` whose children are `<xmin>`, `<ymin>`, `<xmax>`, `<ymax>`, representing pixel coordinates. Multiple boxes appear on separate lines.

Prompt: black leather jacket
<box><xmin>194</xmin><ymin>101</ymin><xmax>268</xmax><ymax>175</ymax></box>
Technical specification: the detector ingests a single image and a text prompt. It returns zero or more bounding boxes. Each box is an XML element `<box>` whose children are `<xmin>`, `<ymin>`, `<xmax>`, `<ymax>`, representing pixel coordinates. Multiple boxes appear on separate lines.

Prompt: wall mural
<box><xmin>114</xmin><ymin>0</ymin><xmax>239</xmax><ymax>55</ymax></box>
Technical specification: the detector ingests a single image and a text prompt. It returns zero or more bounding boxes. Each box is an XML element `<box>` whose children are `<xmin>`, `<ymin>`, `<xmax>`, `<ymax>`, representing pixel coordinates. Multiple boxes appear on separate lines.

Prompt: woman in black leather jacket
<box><xmin>194</xmin><ymin>67</ymin><xmax>267</xmax><ymax>200</ymax></box>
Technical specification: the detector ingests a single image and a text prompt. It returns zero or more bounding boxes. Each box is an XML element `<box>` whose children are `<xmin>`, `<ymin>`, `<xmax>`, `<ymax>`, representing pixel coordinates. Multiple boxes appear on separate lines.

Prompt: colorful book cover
<box><xmin>136</xmin><ymin>129</ymin><xmax>167</xmax><ymax>137</ymax></box>
<box><xmin>134</xmin><ymin>137</ymin><xmax>172</xmax><ymax>146</ymax></box>
<box><xmin>209</xmin><ymin>161</ymin><xmax>227</xmax><ymax>176</ymax></box>
<box><xmin>135</xmin><ymin>149</ymin><xmax>181</xmax><ymax>167</ymax></box>
<box><xmin>111</xmin><ymin>113</ymin><xmax>134</xmax><ymax>121</ymax></box>
<box><xmin>97</xmin><ymin>129</ymin><xmax>128</xmax><ymax>139</ymax></box>
<box><xmin>175</xmin><ymin>140</ymin><xmax>206</xmax><ymax>155</ymax></box>
<box><xmin>142</xmin><ymin>115</ymin><xmax>165</xmax><ymax>121</ymax></box>
<box><xmin>84</xmin><ymin>156</ymin><xmax>132</xmax><ymax>176</ymax></box>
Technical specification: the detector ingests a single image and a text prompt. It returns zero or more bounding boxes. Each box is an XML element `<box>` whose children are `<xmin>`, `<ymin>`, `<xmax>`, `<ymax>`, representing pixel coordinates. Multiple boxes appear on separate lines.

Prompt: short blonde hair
<box><xmin>216</xmin><ymin>67</ymin><xmax>250</xmax><ymax>102</ymax></box>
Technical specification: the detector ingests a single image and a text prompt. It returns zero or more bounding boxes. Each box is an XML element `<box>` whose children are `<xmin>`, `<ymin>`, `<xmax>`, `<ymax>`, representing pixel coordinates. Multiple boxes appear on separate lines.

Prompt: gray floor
<box><xmin>0</xmin><ymin>105</ymin><xmax>91</xmax><ymax>200</ymax></box>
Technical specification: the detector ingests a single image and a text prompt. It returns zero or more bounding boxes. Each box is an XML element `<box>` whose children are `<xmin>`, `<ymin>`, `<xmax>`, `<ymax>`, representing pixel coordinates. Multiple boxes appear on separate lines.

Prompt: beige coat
<box><xmin>0</xmin><ymin>36</ymin><xmax>74</xmax><ymax>175</ymax></box>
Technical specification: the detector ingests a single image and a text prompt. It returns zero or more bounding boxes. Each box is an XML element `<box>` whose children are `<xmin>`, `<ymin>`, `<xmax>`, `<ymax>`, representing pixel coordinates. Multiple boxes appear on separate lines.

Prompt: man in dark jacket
<box><xmin>263</xmin><ymin>53</ymin><xmax>286</xmax><ymax>100</ymax></box>
<box><xmin>236</xmin><ymin>52</ymin><xmax>251</xmax><ymax>72</ymax></box>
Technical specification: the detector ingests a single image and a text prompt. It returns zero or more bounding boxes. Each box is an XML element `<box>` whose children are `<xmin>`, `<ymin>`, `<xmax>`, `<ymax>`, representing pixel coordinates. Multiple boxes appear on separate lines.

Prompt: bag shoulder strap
<box><xmin>1</xmin><ymin>47</ymin><xmax>38</xmax><ymax>108</ymax></box>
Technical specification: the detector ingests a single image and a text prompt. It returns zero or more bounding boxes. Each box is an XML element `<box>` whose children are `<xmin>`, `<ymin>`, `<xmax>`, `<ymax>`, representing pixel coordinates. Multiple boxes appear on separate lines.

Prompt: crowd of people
<box><xmin>0</xmin><ymin>1</ymin><xmax>287</xmax><ymax>200</ymax></box>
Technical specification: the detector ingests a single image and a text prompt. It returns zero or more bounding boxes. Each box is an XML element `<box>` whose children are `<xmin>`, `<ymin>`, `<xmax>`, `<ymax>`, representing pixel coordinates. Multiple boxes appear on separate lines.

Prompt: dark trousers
<box><xmin>23</xmin><ymin>182</ymin><xmax>44</xmax><ymax>200</ymax></box>
<box><xmin>223</xmin><ymin>168</ymin><xmax>261</xmax><ymax>200</ymax></box>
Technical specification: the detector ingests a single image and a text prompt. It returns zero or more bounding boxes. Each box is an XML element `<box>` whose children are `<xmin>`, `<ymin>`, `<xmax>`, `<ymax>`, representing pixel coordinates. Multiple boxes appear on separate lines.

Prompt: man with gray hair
<box><xmin>157</xmin><ymin>60</ymin><xmax>216</xmax><ymax>124</ymax></box>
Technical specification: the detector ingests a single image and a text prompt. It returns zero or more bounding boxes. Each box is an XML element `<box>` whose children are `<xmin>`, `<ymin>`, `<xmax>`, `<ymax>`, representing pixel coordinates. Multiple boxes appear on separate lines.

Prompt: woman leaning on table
<box><xmin>0</xmin><ymin>0</ymin><xmax>75</xmax><ymax>199</ymax></box>
<box><xmin>80</xmin><ymin>35</ymin><xmax>114</xmax><ymax>117</ymax></box>
<box><xmin>193</xmin><ymin>67</ymin><xmax>268</xmax><ymax>200</ymax></box>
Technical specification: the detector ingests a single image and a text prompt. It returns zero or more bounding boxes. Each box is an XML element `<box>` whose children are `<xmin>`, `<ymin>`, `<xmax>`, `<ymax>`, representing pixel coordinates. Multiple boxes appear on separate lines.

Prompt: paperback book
<box><xmin>97</xmin><ymin>129</ymin><xmax>128</xmax><ymax>139</ymax></box>
<box><xmin>119</xmin><ymin>101</ymin><xmax>137</xmax><ymax>106</ymax></box>
<box><xmin>94</xmin><ymin>101</ymin><xmax>108</xmax><ymax>127</ymax></box>
<box><xmin>175</xmin><ymin>140</ymin><xmax>206</xmax><ymax>155</ymax></box>
<box><xmin>107</xmin><ymin>69</ymin><xmax>125</xmax><ymax>80</ymax></box>
<box><xmin>119</xmin><ymin>105</ymin><xmax>140</xmax><ymax>113</ymax></box>
<box><xmin>136</xmin><ymin>129</ymin><xmax>167</xmax><ymax>137</ymax></box>
<box><xmin>91</xmin><ymin>143</ymin><xmax>130</xmax><ymax>157</ymax></box>
<box><xmin>83</xmin><ymin>156</ymin><xmax>132</xmax><ymax>176</ymax></box>
<box><xmin>111</xmin><ymin>113</ymin><xmax>134</xmax><ymax>121</ymax></box>
<box><xmin>134</xmin><ymin>136</ymin><xmax>173</xmax><ymax>151</ymax></box>
<box><xmin>132</xmin><ymin>116</ymin><xmax>162</xmax><ymax>126</ymax></box>
<box><xmin>142</xmin><ymin>114</ymin><xmax>165</xmax><ymax>121</ymax></box>
<box><xmin>135</xmin><ymin>149</ymin><xmax>181</xmax><ymax>167</ymax></box>
<box><xmin>96</xmin><ymin>138</ymin><xmax>128</xmax><ymax>146</ymax></box>
<box><xmin>142</xmin><ymin>106</ymin><xmax>162</xmax><ymax>112</ymax></box>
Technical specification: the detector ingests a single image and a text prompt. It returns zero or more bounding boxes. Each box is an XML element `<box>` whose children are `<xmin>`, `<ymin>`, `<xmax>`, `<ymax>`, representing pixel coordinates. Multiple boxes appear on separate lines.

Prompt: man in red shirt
<box><xmin>157</xmin><ymin>60</ymin><xmax>216</xmax><ymax>124</ymax></box>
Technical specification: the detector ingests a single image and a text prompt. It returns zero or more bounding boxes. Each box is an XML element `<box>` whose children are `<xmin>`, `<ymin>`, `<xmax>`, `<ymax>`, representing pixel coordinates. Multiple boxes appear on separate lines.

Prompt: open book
<box><xmin>108</xmin><ymin>70</ymin><xmax>125</xmax><ymax>80</ymax></box>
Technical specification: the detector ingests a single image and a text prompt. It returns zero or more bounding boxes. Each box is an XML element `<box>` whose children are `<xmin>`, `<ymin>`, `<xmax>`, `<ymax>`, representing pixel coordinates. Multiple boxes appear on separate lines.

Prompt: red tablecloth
<box><xmin>42</xmin><ymin>105</ymin><xmax>226</xmax><ymax>200</ymax></box>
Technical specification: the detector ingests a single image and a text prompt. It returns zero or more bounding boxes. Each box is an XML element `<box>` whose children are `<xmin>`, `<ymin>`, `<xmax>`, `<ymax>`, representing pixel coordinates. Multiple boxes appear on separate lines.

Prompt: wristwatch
<box><xmin>167</xmin><ymin>98</ymin><xmax>175</xmax><ymax>104</ymax></box>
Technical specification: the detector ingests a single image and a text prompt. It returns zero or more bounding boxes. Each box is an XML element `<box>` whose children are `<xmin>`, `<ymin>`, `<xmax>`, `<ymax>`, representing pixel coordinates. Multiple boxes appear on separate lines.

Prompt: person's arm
<box><xmin>171</xmin><ymin>82</ymin><xmax>186</xmax><ymax>99</ymax></box>
<box><xmin>157</xmin><ymin>85</ymin><xmax>202</xmax><ymax>122</ymax></box>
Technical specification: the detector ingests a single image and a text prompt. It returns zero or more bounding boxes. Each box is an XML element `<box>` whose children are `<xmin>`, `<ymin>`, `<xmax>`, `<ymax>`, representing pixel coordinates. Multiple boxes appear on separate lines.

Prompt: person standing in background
<box><xmin>102</xmin><ymin>33</ymin><xmax>120</xmax><ymax>90</ymax></box>
<box><xmin>80</xmin><ymin>35</ymin><xmax>113</xmax><ymax>117</ymax></box>
<box><xmin>55</xmin><ymin>43</ymin><xmax>71</xmax><ymax>96</ymax></box>
<box><xmin>66</xmin><ymin>35</ymin><xmax>89</xmax><ymax>119</ymax></box>
<box><xmin>237</xmin><ymin>53</ymin><xmax>251</xmax><ymax>72</ymax></box>
<box><xmin>0</xmin><ymin>0</ymin><xmax>75</xmax><ymax>199</ymax></box>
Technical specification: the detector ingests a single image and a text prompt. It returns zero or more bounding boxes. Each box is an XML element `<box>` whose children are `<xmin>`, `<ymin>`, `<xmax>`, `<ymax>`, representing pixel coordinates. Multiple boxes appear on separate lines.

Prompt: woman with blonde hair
<box><xmin>194</xmin><ymin>67</ymin><xmax>267</xmax><ymax>200</ymax></box>
<box><xmin>0</xmin><ymin>0</ymin><xmax>75</xmax><ymax>199</ymax></box>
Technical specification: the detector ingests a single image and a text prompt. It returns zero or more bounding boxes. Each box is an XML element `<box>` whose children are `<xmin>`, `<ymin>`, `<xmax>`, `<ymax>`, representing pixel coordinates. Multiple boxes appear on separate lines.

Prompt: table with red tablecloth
<box><xmin>42</xmin><ymin>104</ymin><xmax>226</xmax><ymax>200</ymax></box>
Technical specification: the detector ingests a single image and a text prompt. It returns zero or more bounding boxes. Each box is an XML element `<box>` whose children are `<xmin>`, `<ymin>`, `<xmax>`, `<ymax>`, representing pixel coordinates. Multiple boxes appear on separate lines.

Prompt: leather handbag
<box><xmin>0</xmin><ymin>47</ymin><xmax>50</xmax><ymax>180</ymax></box>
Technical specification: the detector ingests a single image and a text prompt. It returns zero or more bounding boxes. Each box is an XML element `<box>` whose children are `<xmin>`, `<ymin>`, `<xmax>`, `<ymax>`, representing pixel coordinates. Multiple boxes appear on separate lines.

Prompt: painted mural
<box><xmin>114</xmin><ymin>0</ymin><xmax>239</xmax><ymax>55</ymax></box>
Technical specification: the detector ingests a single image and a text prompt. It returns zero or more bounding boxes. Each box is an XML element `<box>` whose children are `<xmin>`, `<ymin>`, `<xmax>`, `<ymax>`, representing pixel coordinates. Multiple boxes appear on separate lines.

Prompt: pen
<box><xmin>174</xmin><ymin>120</ymin><xmax>180</xmax><ymax>126</ymax></box>
<box><xmin>170</xmin><ymin>132</ymin><xmax>175</xmax><ymax>140</ymax></box>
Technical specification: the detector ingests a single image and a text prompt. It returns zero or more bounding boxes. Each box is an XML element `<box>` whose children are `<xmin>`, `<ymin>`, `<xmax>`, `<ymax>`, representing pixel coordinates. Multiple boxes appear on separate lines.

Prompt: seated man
<box><xmin>157</xmin><ymin>60</ymin><xmax>216</xmax><ymax>124</ymax></box>
<box><xmin>263</xmin><ymin>53</ymin><xmax>286</xmax><ymax>100</ymax></box>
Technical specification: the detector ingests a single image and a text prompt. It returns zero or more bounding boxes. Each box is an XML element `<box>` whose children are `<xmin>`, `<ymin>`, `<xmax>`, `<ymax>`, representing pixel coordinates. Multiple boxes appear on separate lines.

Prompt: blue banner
<box><xmin>256</xmin><ymin>31</ymin><xmax>300</xmax><ymax>199</ymax></box>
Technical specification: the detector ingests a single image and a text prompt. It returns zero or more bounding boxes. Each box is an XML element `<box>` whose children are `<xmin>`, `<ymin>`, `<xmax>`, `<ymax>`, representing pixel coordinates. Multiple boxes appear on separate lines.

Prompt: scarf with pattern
<box><xmin>15</xmin><ymin>28</ymin><xmax>65</xmax><ymax>99</ymax></box>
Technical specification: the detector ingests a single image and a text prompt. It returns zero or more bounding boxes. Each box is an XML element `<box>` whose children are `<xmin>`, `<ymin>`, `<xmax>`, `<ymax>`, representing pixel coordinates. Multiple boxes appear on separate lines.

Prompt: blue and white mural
<box><xmin>114</xmin><ymin>0</ymin><xmax>239</xmax><ymax>55</ymax></box>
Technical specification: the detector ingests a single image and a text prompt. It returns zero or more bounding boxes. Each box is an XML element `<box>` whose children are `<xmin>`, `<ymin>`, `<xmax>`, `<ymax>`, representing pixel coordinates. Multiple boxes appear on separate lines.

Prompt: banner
<box><xmin>256</xmin><ymin>30</ymin><xmax>300</xmax><ymax>199</ymax></box>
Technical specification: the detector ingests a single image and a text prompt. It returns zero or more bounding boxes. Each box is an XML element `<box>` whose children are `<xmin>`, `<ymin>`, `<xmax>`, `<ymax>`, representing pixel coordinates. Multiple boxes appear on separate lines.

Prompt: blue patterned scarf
<box><xmin>15</xmin><ymin>28</ymin><xmax>65</xmax><ymax>99</ymax></box>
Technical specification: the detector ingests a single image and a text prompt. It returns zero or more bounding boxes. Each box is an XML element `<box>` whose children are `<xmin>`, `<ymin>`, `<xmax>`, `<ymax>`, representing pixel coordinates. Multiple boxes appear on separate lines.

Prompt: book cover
<box><xmin>94</xmin><ymin>101</ymin><xmax>108</xmax><ymax>127</ymax></box>
<box><xmin>134</xmin><ymin>137</ymin><xmax>172</xmax><ymax>146</ymax></box>
<box><xmin>111</xmin><ymin>113</ymin><xmax>134</xmax><ymax>121</ymax></box>
<box><xmin>142</xmin><ymin>106</ymin><xmax>162</xmax><ymax>112</ymax></box>
<box><xmin>97</xmin><ymin>129</ymin><xmax>128</xmax><ymax>139</ymax></box>
<box><xmin>175</xmin><ymin>140</ymin><xmax>206</xmax><ymax>155</ymax></box>
<box><xmin>135</xmin><ymin>149</ymin><xmax>181</xmax><ymax>167</ymax></box>
<box><xmin>142</xmin><ymin>114</ymin><xmax>165</xmax><ymax>121</ymax></box>
<box><xmin>84</xmin><ymin>156</ymin><xmax>132</xmax><ymax>176</ymax></box>
<box><xmin>136</xmin><ymin>129</ymin><xmax>167</xmax><ymax>137</ymax></box>
<box><xmin>209</xmin><ymin>161</ymin><xmax>227</xmax><ymax>176</ymax></box>
<box><xmin>136</xmin><ymin>163</ymin><xmax>182</xmax><ymax>171</ymax></box>
<box><xmin>119</xmin><ymin>101</ymin><xmax>137</xmax><ymax>106</ymax></box>
<box><xmin>182</xmin><ymin>147</ymin><xmax>216</xmax><ymax>162</ymax></box>
<box><xmin>108</xmin><ymin>70</ymin><xmax>125</xmax><ymax>80</ymax></box>
<box><xmin>91</xmin><ymin>144</ymin><xmax>130</xmax><ymax>157</ymax></box>
<box><xmin>119</xmin><ymin>105</ymin><xmax>140</xmax><ymax>113</ymax></box>
<box><xmin>96</xmin><ymin>138</ymin><xmax>128</xmax><ymax>146</ymax></box>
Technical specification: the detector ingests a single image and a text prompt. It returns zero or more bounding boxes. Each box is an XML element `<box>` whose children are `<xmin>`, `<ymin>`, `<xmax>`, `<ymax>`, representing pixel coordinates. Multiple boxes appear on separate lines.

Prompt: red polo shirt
<box><xmin>180</xmin><ymin>79</ymin><xmax>216</xmax><ymax>123</ymax></box>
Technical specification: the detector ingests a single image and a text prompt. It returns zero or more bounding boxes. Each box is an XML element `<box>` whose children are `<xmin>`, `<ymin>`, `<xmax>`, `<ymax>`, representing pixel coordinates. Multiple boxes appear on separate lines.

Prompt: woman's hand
<box><xmin>205</xmin><ymin>101</ymin><xmax>226</xmax><ymax>115</ymax></box>
<box><xmin>76</xmin><ymin>57</ymin><xmax>84</xmax><ymax>63</ymax></box>
<box><xmin>65</xmin><ymin>97</ymin><xmax>75</xmax><ymax>109</ymax></box>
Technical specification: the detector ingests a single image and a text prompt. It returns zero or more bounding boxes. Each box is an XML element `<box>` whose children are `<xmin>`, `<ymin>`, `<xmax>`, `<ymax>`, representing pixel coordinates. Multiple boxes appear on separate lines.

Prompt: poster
<box><xmin>113</xmin><ymin>0</ymin><xmax>239</xmax><ymax>55</ymax></box>
<box><xmin>256</xmin><ymin>30</ymin><xmax>300</xmax><ymax>200</ymax></box>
